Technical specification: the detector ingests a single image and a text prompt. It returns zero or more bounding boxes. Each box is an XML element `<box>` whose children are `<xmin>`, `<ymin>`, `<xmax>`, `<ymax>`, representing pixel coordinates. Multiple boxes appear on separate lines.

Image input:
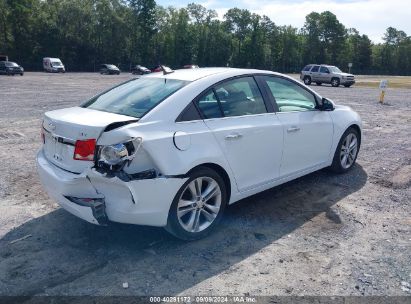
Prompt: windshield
<box><xmin>329</xmin><ymin>66</ymin><xmax>342</xmax><ymax>73</ymax></box>
<box><xmin>83</xmin><ymin>78</ymin><xmax>189</xmax><ymax>118</ymax></box>
<box><xmin>107</xmin><ymin>65</ymin><xmax>117</xmax><ymax>69</ymax></box>
<box><xmin>5</xmin><ymin>62</ymin><xmax>18</xmax><ymax>67</ymax></box>
<box><xmin>51</xmin><ymin>61</ymin><xmax>62</xmax><ymax>67</ymax></box>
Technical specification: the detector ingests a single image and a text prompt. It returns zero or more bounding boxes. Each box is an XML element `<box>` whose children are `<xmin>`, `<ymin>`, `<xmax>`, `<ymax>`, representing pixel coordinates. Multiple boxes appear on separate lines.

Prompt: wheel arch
<box><xmin>186</xmin><ymin>163</ymin><xmax>232</xmax><ymax>203</ymax></box>
<box><xmin>348</xmin><ymin>123</ymin><xmax>362</xmax><ymax>144</ymax></box>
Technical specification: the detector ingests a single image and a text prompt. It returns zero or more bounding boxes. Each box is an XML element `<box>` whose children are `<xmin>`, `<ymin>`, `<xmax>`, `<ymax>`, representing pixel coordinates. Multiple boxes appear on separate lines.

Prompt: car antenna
<box><xmin>160</xmin><ymin>65</ymin><xmax>174</xmax><ymax>75</ymax></box>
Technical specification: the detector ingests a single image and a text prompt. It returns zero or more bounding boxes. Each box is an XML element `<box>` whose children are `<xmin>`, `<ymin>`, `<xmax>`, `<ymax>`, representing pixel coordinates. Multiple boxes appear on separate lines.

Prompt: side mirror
<box><xmin>320</xmin><ymin>98</ymin><xmax>335</xmax><ymax>111</ymax></box>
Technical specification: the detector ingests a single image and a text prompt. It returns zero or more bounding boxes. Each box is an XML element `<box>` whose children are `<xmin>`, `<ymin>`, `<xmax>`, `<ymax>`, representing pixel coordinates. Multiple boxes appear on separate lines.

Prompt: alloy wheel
<box><xmin>332</xmin><ymin>79</ymin><xmax>340</xmax><ymax>87</ymax></box>
<box><xmin>340</xmin><ymin>133</ymin><xmax>358</xmax><ymax>169</ymax></box>
<box><xmin>177</xmin><ymin>176</ymin><xmax>222</xmax><ymax>233</ymax></box>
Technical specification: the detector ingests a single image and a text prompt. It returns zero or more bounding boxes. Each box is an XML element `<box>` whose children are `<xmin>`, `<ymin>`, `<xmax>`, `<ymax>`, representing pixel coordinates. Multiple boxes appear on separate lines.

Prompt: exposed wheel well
<box><xmin>187</xmin><ymin>163</ymin><xmax>231</xmax><ymax>202</ymax></box>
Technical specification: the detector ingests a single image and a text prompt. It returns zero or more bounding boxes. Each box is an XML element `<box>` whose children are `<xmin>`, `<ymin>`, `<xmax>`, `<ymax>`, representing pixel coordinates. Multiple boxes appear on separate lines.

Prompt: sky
<box><xmin>156</xmin><ymin>0</ymin><xmax>411</xmax><ymax>43</ymax></box>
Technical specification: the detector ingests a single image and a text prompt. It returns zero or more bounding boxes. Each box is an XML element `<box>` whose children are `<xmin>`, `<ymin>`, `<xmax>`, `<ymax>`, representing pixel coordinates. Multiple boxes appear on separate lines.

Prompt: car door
<box><xmin>309</xmin><ymin>65</ymin><xmax>321</xmax><ymax>82</ymax></box>
<box><xmin>196</xmin><ymin>76</ymin><xmax>284</xmax><ymax>192</ymax></box>
<box><xmin>261</xmin><ymin>76</ymin><xmax>334</xmax><ymax>177</ymax></box>
<box><xmin>319</xmin><ymin>66</ymin><xmax>330</xmax><ymax>83</ymax></box>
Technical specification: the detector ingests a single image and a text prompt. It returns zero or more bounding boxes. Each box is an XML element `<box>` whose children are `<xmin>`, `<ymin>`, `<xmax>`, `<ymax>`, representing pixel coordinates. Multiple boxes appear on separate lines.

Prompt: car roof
<box><xmin>308</xmin><ymin>64</ymin><xmax>336</xmax><ymax>67</ymax></box>
<box><xmin>144</xmin><ymin>67</ymin><xmax>278</xmax><ymax>82</ymax></box>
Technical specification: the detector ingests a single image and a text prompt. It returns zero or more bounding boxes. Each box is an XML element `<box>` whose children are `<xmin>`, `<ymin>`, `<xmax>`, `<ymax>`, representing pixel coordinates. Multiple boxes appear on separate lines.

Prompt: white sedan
<box><xmin>37</xmin><ymin>68</ymin><xmax>361</xmax><ymax>240</ymax></box>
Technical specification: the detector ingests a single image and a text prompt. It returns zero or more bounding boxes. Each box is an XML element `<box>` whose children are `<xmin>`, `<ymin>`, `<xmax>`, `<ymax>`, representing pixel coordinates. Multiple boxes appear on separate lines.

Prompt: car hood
<box><xmin>338</xmin><ymin>72</ymin><xmax>354</xmax><ymax>77</ymax></box>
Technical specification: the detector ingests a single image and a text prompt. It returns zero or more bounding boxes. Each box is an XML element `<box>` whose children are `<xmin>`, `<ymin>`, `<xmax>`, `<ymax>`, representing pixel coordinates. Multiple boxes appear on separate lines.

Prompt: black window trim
<box><xmin>176</xmin><ymin>73</ymin><xmax>275</xmax><ymax>122</ymax></box>
<box><xmin>258</xmin><ymin>74</ymin><xmax>321</xmax><ymax>112</ymax></box>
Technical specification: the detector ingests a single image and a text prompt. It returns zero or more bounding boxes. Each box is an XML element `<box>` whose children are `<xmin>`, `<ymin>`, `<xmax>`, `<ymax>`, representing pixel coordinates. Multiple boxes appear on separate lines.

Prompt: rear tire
<box><xmin>330</xmin><ymin>127</ymin><xmax>360</xmax><ymax>173</ymax></box>
<box><xmin>331</xmin><ymin>78</ymin><xmax>340</xmax><ymax>87</ymax></box>
<box><xmin>165</xmin><ymin>167</ymin><xmax>227</xmax><ymax>240</ymax></box>
<box><xmin>303</xmin><ymin>76</ymin><xmax>312</xmax><ymax>85</ymax></box>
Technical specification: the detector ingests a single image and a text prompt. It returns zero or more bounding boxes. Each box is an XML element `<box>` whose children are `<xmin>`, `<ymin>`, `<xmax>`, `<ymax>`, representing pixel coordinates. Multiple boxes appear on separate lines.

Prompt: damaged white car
<box><xmin>37</xmin><ymin>68</ymin><xmax>362</xmax><ymax>240</ymax></box>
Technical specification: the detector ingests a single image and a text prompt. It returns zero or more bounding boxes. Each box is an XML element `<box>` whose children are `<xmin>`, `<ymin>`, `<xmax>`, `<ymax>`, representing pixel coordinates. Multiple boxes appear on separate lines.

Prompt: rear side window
<box><xmin>83</xmin><ymin>78</ymin><xmax>188</xmax><ymax>118</ymax></box>
<box><xmin>196</xmin><ymin>90</ymin><xmax>223</xmax><ymax>119</ymax></box>
<box><xmin>303</xmin><ymin>65</ymin><xmax>312</xmax><ymax>71</ymax></box>
<box><xmin>214</xmin><ymin>77</ymin><xmax>267</xmax><ymax>117</ymax></box>
<box><xmin>311</xmin><ymin>65</ymin><xmax>320</xmax><ymax>72</ymax></box>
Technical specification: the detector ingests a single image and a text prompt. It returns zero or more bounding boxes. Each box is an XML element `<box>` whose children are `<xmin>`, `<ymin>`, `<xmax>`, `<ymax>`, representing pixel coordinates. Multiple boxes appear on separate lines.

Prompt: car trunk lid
<box><xmin>42</xmin><ymin>107</ymin><xmax>137</xmax><ymax>173</ymax></box>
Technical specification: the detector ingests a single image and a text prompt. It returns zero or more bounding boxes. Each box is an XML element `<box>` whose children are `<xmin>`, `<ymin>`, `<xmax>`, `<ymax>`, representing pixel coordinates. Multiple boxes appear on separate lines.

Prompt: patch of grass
<box><xmin>355</xmin><ymin>76</ymin><xmax>411</xmax><ymax>89</ymax></box>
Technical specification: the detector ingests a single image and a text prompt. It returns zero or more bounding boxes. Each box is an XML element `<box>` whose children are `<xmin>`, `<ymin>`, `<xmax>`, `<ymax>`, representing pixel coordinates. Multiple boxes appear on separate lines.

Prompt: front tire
<box><xmin>165</xmin><ymin>167</ymin><xmax>227</xmax><ymax>240</ymax></box>
<box><xmin>331</xmin><ymin>78</ymin><xmax>340</xmax><ymax>87</ymax></box>
<box><xmin>330</xmin><ymin>127</ymin><xmax>360</xmax><ymax>173</ymax></box>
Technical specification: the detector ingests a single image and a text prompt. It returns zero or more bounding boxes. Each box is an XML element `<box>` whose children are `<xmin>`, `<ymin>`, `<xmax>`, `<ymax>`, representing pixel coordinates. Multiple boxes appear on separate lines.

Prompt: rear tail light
<box><xmin>74</xmin><ymin>139</ymin><xmax>96</xmax><ymax>161</ymax></box>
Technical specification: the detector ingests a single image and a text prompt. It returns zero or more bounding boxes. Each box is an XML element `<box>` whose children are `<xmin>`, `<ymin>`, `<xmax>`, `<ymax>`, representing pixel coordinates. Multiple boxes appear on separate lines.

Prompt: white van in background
<box><xmin>43</xmin><ymin>58</ymin><xmax>65</xmax><ymax>73</ymax></box>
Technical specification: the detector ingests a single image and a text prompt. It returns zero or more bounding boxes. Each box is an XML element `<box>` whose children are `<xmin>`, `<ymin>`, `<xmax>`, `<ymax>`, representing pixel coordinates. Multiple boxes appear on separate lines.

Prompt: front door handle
<box><xmin>225</xmin><ymin>133</ymin><xmax>243</xmax><ymax>140</ymax></box>
<box><xmin>287</xmin><ymin>126</ymin><xmax>300</xmax><ymax>133</ymax></box>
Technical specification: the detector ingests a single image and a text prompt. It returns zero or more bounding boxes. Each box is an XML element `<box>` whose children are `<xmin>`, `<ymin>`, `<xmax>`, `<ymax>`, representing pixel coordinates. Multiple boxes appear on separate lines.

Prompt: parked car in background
<box><xmin>99</xmin><ymin>64</ymin><xmax>120</xmax><ymax>75</ymax></box>
<box><xmin>151</xmin><ymin>65</ymin><xmax>171</xmax><ymax>73</ymax></box>
<box><xmin>0</xmin><ymin>61</ymin><xmax>24</xmax><ymax>76</ymax></box>
<box><xmin>43</xmin><ymin>58</ymin><xmax>65</xmax><ymax>73</ymax></box>
<box><xmin>37</xmin><ymin>68</ymin><xmax>361</xmax><ymax>240</ymax></box>
<box><xmin>131</xmin><ymin>65</ymin><xmax>151</xmax><ymax>75</ymax></box>
<box><xmin>300</xmin><ymin>64</ymin><xmax>355</xmax><ymax>87</ymax></box>
<box><xmin>183</xmin><ymin>64</ymin><xmax>199</xmax><ymax>69</ymax></box>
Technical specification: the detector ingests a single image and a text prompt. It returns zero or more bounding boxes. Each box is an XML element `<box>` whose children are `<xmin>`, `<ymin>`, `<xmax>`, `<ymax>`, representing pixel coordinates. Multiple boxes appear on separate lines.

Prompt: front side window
<box><xmin>83</xmin><ymin>78</ymin><xmax>188</xmax><ymax>118</ymax></box>
<box><xmin>263</xmin><ymin>77</ymin><xmax>317</xmax><ymax>112</ymax></box>
<box><xmin>320</xmin><ymin>66</ymin><xmax>329</xmax><ymax>73</ymax></box>
<box><xmin>311</xmin><ymin>65</ymin><xmax>320</xmax><ymax>72</ymax></box>
<box><xmin>214</xmin><ymin>77</ymin><xmax>267</xmax><ymax>117</ymax></box>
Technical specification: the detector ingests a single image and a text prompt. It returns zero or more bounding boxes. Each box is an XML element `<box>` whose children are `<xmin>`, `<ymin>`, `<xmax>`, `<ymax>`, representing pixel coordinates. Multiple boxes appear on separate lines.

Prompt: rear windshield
<box><xmin>83</xmin><ymin>78</ymin><xmax>189</xmax><ymax>118</ymax></box>
<box><xmin>303</xmin><ymin>65</ymin><xmax>311</xmax><ymax>71</ymax></box>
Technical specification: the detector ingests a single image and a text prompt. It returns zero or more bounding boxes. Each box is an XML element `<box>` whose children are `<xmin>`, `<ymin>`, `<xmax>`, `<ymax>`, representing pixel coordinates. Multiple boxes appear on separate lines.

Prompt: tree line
<box><xmin>1</xmin><ymin>0</ymin><xmax>410</xmax><ymax>75</ymax></box>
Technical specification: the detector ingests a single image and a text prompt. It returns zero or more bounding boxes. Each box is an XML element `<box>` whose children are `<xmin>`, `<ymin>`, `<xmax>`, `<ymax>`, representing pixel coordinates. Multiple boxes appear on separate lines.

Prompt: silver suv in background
<box><xmin>300</xmin><ymin>64</ymin><xmax>355</xmax><ymax>87</ymax></box>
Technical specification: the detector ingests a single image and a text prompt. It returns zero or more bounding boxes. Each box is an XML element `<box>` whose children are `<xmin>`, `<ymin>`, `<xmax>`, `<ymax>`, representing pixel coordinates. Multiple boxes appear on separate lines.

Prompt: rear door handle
<box><xmin>225</xmin><ymin>133</ymin><xmax>243</xmax><ymax>140</ymax></box>
<box><xmin>287</xmin><ymin>126</ymin><xmax>300</xmax><ymax>133</ymax></box>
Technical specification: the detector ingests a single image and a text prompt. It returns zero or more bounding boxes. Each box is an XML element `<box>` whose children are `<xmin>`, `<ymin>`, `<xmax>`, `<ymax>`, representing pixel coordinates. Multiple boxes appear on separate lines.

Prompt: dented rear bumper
<box><xmin>36</xmin><ymin>149</ymin><xmax>187</xmax><ymax>227</ymax></box>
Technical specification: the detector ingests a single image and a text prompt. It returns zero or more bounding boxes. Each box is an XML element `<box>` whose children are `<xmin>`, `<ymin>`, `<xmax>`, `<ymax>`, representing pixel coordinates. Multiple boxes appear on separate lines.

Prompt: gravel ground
<box><xmin>0</xmin><ymin>72</ymin><xmax>410</xmax><ymax>297</ymax></box>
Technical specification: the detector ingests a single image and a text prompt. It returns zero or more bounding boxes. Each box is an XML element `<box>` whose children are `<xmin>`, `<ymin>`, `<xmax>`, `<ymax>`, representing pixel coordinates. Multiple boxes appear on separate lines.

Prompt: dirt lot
<box><xmin>0</xmin><ymin>72</ymin><xmax>410</xmax><ymax>297</ymax></box>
